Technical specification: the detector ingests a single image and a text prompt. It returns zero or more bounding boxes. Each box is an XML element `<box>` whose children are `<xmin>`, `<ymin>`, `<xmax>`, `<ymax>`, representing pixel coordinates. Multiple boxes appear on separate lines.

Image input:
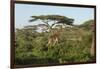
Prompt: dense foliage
<box><xmin>15</xmin><ymin>15</ymin><xmax>95</xmax><ymax>65</ymax></box>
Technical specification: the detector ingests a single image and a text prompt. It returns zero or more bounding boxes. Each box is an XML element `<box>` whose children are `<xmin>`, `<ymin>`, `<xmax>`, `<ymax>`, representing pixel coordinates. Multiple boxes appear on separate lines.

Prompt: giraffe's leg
<box><xmin>56</xmin><ymin>38</ymin><xmax>58</xmax><ymax>45</ymax></box>
<box><xmin>53</xmin><ymin>38</ymin><xmax>58</xmax><ymax>46</ymax></box>
<box><xmin>47</xmin><ymin>38</ymin><xmax>53</xmax><ymax>46</ymax></box>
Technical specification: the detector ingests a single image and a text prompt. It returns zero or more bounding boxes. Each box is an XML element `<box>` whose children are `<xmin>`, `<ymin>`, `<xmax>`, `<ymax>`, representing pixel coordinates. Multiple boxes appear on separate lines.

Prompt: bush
<box><xmin>15</xmin><ymin>22</ymin><xmax>95</xmax><ymax>65</ymax></box>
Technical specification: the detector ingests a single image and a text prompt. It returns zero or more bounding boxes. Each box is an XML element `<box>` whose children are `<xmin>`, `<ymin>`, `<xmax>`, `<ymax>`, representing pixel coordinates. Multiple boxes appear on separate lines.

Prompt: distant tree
<box><xmin>23</xmin><ymin>25</ymin><xmax>38</xmax><ymax>33</ymax></box>
<box><xmin>79</xmin><ymin>20</ymin><xmax>94</xmax><ymax>30</ymax></box>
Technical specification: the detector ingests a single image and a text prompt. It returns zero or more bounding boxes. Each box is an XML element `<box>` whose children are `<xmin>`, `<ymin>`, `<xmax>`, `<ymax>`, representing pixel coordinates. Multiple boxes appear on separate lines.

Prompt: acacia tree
<box><xmin>29</xmin><ymin>15</ymin><xmax>74</xmax><ymax>32</ymax></box>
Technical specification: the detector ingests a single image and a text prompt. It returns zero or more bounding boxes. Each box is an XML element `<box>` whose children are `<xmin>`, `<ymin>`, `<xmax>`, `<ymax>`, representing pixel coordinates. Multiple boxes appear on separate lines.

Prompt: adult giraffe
<box><xmin>47</xmin><ymin>26</ymin><xmax>63</xmax><ymax>46</ymax></box>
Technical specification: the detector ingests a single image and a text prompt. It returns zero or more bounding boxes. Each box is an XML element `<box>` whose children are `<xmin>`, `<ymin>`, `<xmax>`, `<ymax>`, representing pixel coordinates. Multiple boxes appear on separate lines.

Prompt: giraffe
<box><xmin>47</xmin><ymin>26</ymin><xmax>63</xmax><ymax>46</ymax></box>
